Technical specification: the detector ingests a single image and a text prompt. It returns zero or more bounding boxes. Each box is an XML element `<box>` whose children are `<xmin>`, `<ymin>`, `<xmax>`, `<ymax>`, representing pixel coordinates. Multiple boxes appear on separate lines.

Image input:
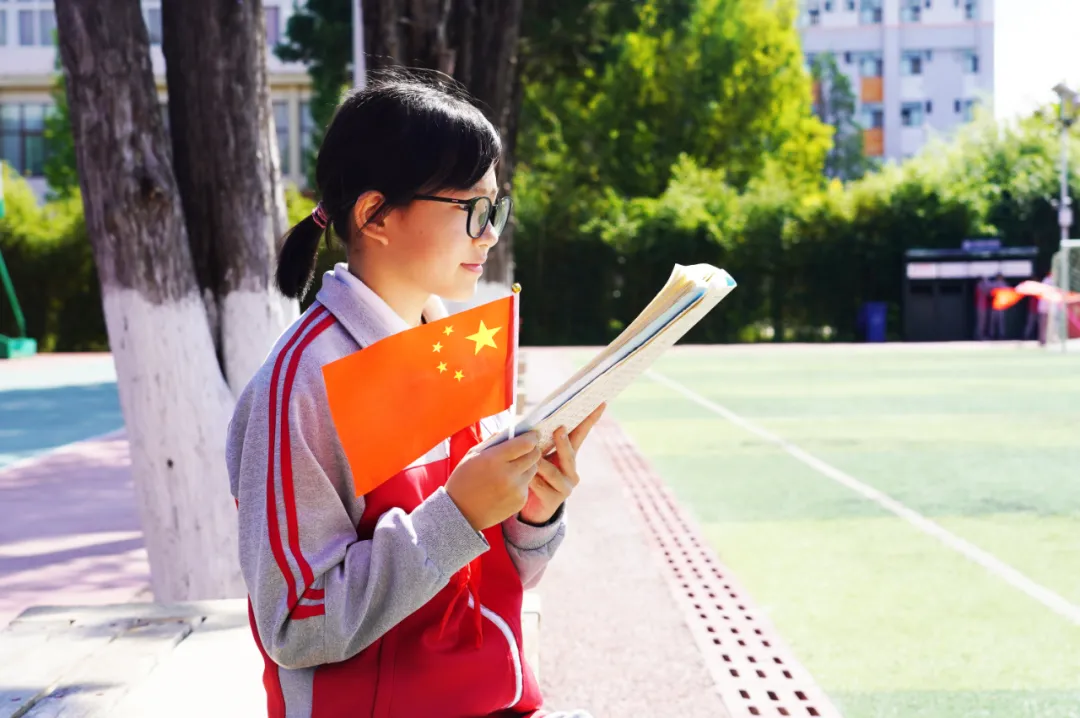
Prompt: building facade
<box><xmin>799</xmin><ymin>0</ymin><xmax>994</xmax><ymax>162</ymax></box>
<box><xmin>0</xmin><ymin>0</ymin><xmax>313</xmax><ymax>198</ymax></box>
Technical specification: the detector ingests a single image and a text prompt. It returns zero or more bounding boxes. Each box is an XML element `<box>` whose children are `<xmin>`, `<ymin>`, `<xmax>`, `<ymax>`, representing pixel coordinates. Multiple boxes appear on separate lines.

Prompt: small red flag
<box><xmin>322</xmin><ymin>295</ymin><xmax>517</xmax><ymax>496</ymax></box>
<box><xmin>991</xmin><ymin>287</ymin><xmax>1024</xmax><ymax>311</ymax></box>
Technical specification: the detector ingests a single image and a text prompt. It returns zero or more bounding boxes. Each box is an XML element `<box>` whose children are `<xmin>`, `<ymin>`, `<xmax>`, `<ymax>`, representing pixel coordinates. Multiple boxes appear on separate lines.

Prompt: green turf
<box><xmin>608</xmin><ymin>345</ymin><xmax>1080</xmax><ymax>718</ymax></box>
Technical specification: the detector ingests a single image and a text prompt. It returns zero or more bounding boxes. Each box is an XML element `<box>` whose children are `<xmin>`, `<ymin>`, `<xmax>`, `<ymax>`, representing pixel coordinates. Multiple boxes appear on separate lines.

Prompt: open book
<box><xmin>479</xmin><ymin>263</ymin><xmax>737</xmax><ymax>454</ymax></box>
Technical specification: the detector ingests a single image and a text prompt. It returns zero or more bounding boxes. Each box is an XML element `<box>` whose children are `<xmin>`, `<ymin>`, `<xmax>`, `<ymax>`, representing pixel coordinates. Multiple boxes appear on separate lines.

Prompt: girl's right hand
<box><xmin>446</xmin><ymin>432</ymin><xmax>541</xmax><ymax>531</ymax></box>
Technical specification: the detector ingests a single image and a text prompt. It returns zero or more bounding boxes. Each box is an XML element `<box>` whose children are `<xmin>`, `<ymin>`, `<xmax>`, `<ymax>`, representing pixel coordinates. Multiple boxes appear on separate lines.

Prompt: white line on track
<box><xmin>647</xmin><ymin>369</ymin><xmax>1080</xmax><ymax>626</ymax></box>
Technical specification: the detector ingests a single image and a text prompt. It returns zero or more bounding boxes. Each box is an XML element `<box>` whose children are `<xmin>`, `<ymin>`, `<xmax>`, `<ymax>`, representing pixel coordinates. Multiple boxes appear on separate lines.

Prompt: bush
<box><xmin>0</xmin><ymin>165</ymin><xmax>105</xmax><ymax>351</ymax></box>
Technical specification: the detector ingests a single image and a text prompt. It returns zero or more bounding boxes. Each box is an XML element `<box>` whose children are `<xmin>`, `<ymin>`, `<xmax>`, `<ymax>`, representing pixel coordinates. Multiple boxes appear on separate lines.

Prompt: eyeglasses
<box><xmin>413</xmin><ymin>194</ymin><xmax>513</xmax><ymax>239</ymax></box>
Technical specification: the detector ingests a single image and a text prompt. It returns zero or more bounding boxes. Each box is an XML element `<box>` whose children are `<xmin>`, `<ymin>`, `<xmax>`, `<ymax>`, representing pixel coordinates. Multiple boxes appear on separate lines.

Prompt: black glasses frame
<box><xmin>413</xmin><ymin>194</ymin><xmax>513</xmax><ymax>239</ymax></box>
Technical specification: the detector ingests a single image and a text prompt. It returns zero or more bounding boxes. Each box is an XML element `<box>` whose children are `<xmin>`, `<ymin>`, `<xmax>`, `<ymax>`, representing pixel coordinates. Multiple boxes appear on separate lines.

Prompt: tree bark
<box><xmin>361</xmin><ymin>0</ymin><xmax>525</xmax><ymax>289</ymax></box>
<box><xmin>162</xmin><ymin>0</ymin><xmax>296</xmax><ymax>394</ymax></box>
<box><xmin>55</xmin><ymin>0</ymin><xmax>244</xmax><ymax>601</ymax></box>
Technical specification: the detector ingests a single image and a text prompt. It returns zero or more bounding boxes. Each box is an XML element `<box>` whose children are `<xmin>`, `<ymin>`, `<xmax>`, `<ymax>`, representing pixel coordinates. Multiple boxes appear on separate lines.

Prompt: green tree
<box><xmin>810</xmin><ymin>52</ymin><xmax>869</xmax><ymax>181</ymax></box>
<box><xmin>43</xmin><ymin>52</ymin><xmax>79</xmax><ymax>199</ymax></box>
<box><xmin>274</xmin><ymin>0</ymin><xmax>352</xmax><ymax>188</ymax></box>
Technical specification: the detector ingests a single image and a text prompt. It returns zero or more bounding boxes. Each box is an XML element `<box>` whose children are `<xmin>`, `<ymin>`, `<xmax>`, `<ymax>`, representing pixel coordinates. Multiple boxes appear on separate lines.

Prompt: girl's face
<box><xmin>372</xmin><ymin>165</ymin><xmax>502</xmax><ymax>303</ymax></box>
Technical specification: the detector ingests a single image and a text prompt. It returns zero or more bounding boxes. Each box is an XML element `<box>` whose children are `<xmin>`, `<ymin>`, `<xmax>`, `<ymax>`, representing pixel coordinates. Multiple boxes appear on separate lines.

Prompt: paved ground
<box><xmin>0</xmin><ymin>432</ymin><xmax>147</xmax><ymax>629</ymax></box>
<box><xmin>522</xmin><ymin>349</ymin><xmax>727</xmax><ymax>716</ymax></box>
<box><xmin>0</xmin><ymin>350</ymin><xmax>731</xmax><ymax>715</ymax></box>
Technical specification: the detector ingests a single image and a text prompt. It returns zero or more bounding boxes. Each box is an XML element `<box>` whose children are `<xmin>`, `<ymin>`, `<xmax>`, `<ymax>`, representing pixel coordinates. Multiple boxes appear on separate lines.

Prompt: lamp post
<box><xmin>1052</xmin><ymin>83</ymin><xmax>1078</xmax><ymax>243</ymax></box>
<box><xmin>353</xmin><ymin>1</ymin><xmax>366</xmax><ymax>89</ymax></box>
<box><xmin>1051</xmin><ymin>83</ymin><xmax>1078</xmax><ymax>350</ymax></box>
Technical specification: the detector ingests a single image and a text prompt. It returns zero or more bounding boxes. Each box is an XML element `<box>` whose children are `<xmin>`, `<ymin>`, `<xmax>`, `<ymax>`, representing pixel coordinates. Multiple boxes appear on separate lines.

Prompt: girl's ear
<box><xmin>351</xmin><ymin>191</ymin><xmax>390</xmax><ymax>246</ymax></box>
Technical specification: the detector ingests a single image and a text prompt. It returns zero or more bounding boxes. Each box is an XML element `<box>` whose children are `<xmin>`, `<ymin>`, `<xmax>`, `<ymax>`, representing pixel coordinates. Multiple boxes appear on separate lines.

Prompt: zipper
<box><xmin>467</xmin><ymin>594</ymin><xmax>523</xmax><ymax>709</ymax></box>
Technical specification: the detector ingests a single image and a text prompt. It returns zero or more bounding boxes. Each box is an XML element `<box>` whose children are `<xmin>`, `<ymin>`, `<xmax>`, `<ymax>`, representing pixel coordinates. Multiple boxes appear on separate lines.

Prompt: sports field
<box><xmin>610</xmin><ymin>343</ymin><xmax>1080</xmax><ymax>718</ymax></box>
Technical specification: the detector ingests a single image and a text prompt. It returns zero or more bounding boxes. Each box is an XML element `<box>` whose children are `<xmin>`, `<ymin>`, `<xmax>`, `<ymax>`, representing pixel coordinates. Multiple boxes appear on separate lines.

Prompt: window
<box><xmin>957</xmin><ymin>99</ymin><xmax>976</xmax><ymax>121</ymax></box>
<box><xmin>901</xmin><ymin>51</ymin><xmax>923</xmax><ymax>75</ymax></box>
<box><xmin>17</xmin><ymin>8</ymin><xmax>31</xmax><ymax>45</ymax></box>
<box><xmin>38</xmin><ymin>8</ymin><xmax>52</xmax><ymax>45</ymax></box>
<box><xmin>859</xmin><ymin>54</ymin><xmax>883</xmax><ymax>77</ymax></box>
<box><xmin>846</xmin><ymin>0</ymin><xmax>855</xmax><ymax>9</ymax></box>
<box><xmin>808</xmin><ymin>7</ymin><xmax>821</xmax><ymax>24</ymax></box>
<box><xmin>964</xmin><ymin>0</ymin><xmax>977</xmax><ymax>19</ymax></box>
<box><xmin>859</xmin><ymin>0</ymin><xmax>882</xmax><ymax>23</ymax></box>
<box><xmin>925</xmin><ymin>100</ymin><xmax>933</xmax><ymax>114</ymax></box>
<box><xmin>901</xmin><ymin>102</ymin><xmax>925</xmax><ymax>127</ymax></box>
<box><xmin>146</xmin><ymin>7</ymin><xmax>162</xmax><ymax>46</ymax></box>
<box><xmin>300</xmin><ymin>101</ymin><xmax>314</xmax><ymax>177</ymax></box>
<box><xmin>274</xmin><ymin>101</ymin><xmax>290</xmax><ymax>176</ymax></box>
<box><xmin>900</xmin><ymin>0</ymin><xmax>921</xmax><ymax>22</ymax></box>
<box><xmin>265</xmin><ymin>5</ymin><xmax>280</xmax><ymax>47</ymax></box>
<box><xmin>0</xmin><ymin>11</ymin><xmax>7</xmax><ymax>47</ymax></box>
<box><xmin>963</xmin><ymin>50</ymin><xmax>979</xmax><ymax>73</ymax></box>
<box><xmin>0</xmin><ymin>103</ymin><xmax>50</xmax><ymax>177</ymax></box>
<box><xmin>844</xmin><ymin>51</ymin><xmax>853</xmax><ymax>64</ymax></box>
<box><xmin>861</xmin><ymin>106</ymin><xmax>885</xmax><ymax>129</ymax></box>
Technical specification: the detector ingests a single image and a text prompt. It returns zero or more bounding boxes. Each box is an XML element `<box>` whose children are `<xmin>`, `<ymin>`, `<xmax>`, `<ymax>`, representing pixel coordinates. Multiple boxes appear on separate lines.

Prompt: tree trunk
<box><xmin>162</xmin><ymin>0</ymin><xmax>296</xmax><ymax>395</ymax></box>
<box><xmin>361</xmin><ymin>0</ymin><xmax>525</xmax><ymax>290</ymax></box>
<box><xmin>55</xmin><ymin>0</ymin><xmax>244</xmax><ymax>601</ymax></box>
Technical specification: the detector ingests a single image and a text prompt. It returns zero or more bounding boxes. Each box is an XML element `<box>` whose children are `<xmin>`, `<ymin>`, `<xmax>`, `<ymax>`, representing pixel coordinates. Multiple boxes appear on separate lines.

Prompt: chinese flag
<box><xmin>322</xmin><ymin>295</ymin><xmax>517</xmax><ymax>497</ymax></box>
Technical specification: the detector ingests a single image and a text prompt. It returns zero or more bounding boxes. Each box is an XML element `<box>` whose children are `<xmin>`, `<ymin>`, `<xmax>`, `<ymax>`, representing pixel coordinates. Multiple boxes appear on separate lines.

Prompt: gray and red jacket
<box><xmin>226</xmin><ymin>264</ymin><xmax>566</xmax><ymax>717</ymax></box>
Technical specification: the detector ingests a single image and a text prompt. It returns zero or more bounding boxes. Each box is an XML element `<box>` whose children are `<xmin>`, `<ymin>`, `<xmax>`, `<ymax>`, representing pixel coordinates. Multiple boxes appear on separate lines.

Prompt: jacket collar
<box><xmin>315</xmin><ymin>263</ymin><xmax>450</xmax><ymax>348</ymax></box>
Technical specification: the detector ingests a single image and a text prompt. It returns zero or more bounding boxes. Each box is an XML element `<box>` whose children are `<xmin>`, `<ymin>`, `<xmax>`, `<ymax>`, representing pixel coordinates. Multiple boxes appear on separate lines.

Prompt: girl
<box><xmin>226</xmin><ymin>71</ymin><xmax>603</xmax><ymax>718</ymax></box>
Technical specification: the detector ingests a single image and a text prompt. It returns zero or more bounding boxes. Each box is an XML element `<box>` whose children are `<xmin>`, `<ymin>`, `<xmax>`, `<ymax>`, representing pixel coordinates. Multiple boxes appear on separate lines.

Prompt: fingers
<box><xmin>552</xmin><ymin>428</ymin><xmax>580</xmax><ymax>486</ymax></box>
<box><xmin>536</xmin><ymin>456</ymin><xmax>575</xmax><ymax>493</ymax></box>
<box><xmin>507</xmin><ymin>444</ymin><xmax>542</xmax><ymax>479</ymax></box>
<box><xmin>568</xmin><ymin>403</ymin><xmax>607</xmax><ymax>451</ymax></box>
<box><xmin>492</xmin><ymin>431</ymin><xmax>539</xmax><ymax>460</ymax></box>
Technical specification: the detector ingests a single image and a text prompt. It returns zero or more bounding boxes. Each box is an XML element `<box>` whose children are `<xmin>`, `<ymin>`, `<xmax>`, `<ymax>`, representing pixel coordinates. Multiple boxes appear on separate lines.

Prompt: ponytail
<box><xmin>275</xmin><ymin>209</ymin><xmax>327</xmax><ymax>300</ymax></box>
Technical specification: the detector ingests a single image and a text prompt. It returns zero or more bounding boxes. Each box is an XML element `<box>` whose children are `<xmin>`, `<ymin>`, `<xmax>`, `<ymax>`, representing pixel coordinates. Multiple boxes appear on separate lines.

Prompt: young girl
<box><xmin>226</xmin><ymin>71</ymin><xmax>603</xmax><ymax>718</ymax></box>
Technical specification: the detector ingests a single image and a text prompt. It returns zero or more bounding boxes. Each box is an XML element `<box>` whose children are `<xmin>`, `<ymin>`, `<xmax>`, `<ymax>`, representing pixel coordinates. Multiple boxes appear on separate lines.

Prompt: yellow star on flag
<box><xmin>443</xmin><ymin>325</ymin><xmax>454</xmax><ymax>337</ymax></box>
<box><xmin>437</xmin><ymin>362</ymin><xmax>447</xmax><ymax>373</ymax></box>
<box><xmin>465</xmin><ymin>320</ymin><xmax>502</xmax><ymax>355</ymax></box>
<box><xmin>432</xmin><ymin>342</ymin><xmax>443</xmax><ymax>353</ymax></box>
<box><xmin>454</xmin><ymin>370</ymin><xmax>464</xmax><ymax>382</ymax></box>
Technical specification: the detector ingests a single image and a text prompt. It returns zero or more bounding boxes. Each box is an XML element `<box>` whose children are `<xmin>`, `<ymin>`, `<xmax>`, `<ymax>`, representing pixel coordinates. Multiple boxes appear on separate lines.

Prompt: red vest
<box><xmin>310</xmin><ymin>423</ymin><xmax>543</xmax><ymax>718</ymax></box>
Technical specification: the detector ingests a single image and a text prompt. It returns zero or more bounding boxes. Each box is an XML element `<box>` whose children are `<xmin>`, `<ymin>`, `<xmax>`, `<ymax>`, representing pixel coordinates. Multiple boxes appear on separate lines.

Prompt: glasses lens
<box><xmin>468</xmin><ymin>197</ymin><xmax>492</xmax><ymax>238</ymax></box>
<box><xmin>491</xmin><ymin>197</ymin><xmax>512</xmax><ymax>235</ymax></box>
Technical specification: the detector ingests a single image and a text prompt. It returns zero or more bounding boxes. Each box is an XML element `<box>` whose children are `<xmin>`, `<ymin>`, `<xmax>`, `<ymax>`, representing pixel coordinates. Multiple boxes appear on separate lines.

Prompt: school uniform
<box><xmin>227</xmin><ymin>264</ymin><xmax>574</xmax><ymax>717</ymax></box>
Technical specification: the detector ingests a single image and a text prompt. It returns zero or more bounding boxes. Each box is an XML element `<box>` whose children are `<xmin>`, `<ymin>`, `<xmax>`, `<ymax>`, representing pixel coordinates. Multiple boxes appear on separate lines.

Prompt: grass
<box><xmin>608</xmin><ymin>344</ymin><xmax>1080</xmax><ymax>718</ymax></box>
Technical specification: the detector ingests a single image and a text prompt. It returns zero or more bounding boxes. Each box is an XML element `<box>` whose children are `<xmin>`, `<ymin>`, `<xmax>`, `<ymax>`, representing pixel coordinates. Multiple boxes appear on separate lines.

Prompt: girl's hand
<box><xmin>518</xmin><ymin>403</ymin><xmax>606</xmax><ymax>525</ymax></box>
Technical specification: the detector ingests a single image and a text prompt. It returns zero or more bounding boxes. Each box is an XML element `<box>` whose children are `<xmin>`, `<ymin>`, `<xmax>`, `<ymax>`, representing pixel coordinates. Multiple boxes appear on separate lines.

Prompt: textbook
<box><xmin>480</xmin><ymin>263</ymin><xmax>737</xmax><ymax>454</ymax></box>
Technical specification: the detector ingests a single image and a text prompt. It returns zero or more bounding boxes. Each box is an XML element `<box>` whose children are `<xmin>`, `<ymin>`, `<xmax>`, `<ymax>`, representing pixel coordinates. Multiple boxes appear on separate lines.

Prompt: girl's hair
<box><xmin>275</xmin><ymin>69</ymin><xmax>503</xmax><ymax>299</ymax></box>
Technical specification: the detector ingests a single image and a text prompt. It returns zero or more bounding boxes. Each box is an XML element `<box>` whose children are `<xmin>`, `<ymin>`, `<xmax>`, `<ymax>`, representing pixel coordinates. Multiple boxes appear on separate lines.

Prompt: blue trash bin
<box><xmin>862</xmin><ymin>302</ymin><xmax>887</xmax><ymax>342</ymax></box>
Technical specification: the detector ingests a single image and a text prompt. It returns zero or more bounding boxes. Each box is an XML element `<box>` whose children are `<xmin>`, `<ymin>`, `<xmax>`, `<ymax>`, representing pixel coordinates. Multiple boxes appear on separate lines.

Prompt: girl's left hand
<box><xmin>518</xmin><ymin>403</ymin><xmax>607</xmax><ymax>526</ymax></box>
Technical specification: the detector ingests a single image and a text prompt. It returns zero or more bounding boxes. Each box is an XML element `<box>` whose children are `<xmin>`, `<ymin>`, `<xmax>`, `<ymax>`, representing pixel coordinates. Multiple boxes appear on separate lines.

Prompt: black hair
<box><xmin>275</xmin><ymin>69</ymin><xmax>503</xmax><ymax>299</ymax></box>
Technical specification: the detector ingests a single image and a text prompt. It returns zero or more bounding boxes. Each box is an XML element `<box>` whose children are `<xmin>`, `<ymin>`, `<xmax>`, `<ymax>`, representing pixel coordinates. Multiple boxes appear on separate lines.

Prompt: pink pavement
<box><xmin>0</xmin><ymin>432</ymin><xmax>149</xmax><ymax>629</ymax></box>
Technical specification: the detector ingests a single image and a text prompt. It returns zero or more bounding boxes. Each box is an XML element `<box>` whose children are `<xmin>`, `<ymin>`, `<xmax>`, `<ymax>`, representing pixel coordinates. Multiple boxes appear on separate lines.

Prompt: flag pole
<box><xmin>508</xmin><ymin>283</ymin><xmax>522</xmax><ymax>439</ymax></box>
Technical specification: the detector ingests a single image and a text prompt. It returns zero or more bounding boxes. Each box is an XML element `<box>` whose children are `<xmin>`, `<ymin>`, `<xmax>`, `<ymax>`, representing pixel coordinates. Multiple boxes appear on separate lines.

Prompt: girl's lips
<box><xmin>461</xmin><ymin>263</ymin><xmax>484</xmax><ymax>274</ymax></box>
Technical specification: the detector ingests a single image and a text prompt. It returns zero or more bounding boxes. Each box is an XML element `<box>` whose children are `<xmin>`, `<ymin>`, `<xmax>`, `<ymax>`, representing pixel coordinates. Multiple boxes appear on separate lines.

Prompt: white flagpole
<box><xmin>508</xmin><ymin>283</ymin><xmax>521</xmax><ymax>439</ymax></box>
<box><xmin>353</xmin><ymin>1</ymin><xmax>367</xmax><ymax>88</ymax></box>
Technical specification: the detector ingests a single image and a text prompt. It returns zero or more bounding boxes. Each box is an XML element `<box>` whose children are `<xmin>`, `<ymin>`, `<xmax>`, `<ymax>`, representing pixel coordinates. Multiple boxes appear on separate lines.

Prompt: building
<box><xmin>798</xmin><ymin>0</ymin><xmax>994</xmax><ymax>162</ymax></box>
<box><xmin>0</xmin><ymin>1</ymin><xmax>313</xmax><ymax>197</ymax></box>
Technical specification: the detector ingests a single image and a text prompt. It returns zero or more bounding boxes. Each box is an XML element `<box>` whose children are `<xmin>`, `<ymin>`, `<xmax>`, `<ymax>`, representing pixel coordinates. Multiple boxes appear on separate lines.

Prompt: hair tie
<box><xmin>311</xmin><ymin>203</ymin><xmax>329</xmax><ymax>230</ymax></box>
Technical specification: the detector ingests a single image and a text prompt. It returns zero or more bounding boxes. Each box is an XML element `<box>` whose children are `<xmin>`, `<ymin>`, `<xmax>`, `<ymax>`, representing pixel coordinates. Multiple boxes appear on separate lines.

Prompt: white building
<box><xmin>0</xmin><ymin>0</ymin><xmax>313</xmax><ymax>197</ymax></box>
<box><xmin>799</xmin><ymin>0</ymin><xmax>994</xmax><ymax>162</ymax></box>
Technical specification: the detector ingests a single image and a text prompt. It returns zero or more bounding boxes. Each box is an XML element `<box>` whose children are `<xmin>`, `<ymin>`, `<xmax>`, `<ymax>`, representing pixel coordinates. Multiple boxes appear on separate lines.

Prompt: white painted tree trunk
<box><xmin>221</xmin><ymin>290</ymin><xmax>297</xmax><ymax>398</ymax></box>
<box><xmin>102</xmin><ymin>290</ymin><xmax>245</xmax><ymax>599</ymax></box>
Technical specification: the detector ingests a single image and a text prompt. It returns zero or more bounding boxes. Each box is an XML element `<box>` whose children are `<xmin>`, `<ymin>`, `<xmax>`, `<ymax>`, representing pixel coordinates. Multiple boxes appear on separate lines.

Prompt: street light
<box><xmin>1051</xmin><ymin>82</ymin><xmax>1078</xmax><ymax>351</ymax></box>
<box><xmin>1052</xmin><ymin>82</ymin><xmax>1078</xmax><ymax>243</ymax></box>
<box><xmin>353</xmin><ymin>1</ymin><xmax>367</xmax><ymax>89</ymax></box>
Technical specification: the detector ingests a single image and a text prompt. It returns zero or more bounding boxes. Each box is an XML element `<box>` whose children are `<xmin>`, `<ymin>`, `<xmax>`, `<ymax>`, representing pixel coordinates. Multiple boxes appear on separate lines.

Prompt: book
<box><xmin>479</xmin><ymin>263</ymin><xmax>737</xmax><ymax>454</ymax></box>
